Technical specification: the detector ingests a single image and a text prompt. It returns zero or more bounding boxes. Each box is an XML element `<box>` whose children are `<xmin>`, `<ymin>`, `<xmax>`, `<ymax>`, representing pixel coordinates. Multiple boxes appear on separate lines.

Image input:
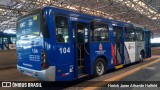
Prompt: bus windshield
<box><xmin>17</xmin><ymin>13</ymin><xmax>41</xmax><ymax>37</ymax></box>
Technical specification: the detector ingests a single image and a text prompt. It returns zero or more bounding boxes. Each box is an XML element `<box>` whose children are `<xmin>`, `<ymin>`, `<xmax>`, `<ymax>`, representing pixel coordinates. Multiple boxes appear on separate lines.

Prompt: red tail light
<box><xmin>41</xmin><ymin>63</ymin><xmax>46</xmax><ymax>68</ymax></box>
<box><xmin>41</xmin><ymin>50</ymin><xmax>48</xmax><ymax>69</ymax></box>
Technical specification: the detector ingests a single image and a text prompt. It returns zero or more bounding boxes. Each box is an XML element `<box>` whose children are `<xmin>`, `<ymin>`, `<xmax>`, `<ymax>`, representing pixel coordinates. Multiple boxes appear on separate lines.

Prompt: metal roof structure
<box><xmin>0</xmin><ymin>0</ymin><xmax>160</xmax><ymax>37</ymax></box>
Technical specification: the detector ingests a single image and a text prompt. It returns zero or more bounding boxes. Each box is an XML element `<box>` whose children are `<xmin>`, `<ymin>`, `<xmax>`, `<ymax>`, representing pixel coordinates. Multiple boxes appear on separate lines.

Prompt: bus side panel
<box><xmin>124</xmin><ymin>42</ymin><xmax>136</xmax><ymax>64</ymax></box>
<box><xmin>54</xmin><ymin>25</ymin><xmax>75</xmax><ymax>81</ymax></box>
<box><xmin>45</xmin><ymin>9</ymin><xmax>75</xmax><ymax>81</ymax></box>
<box><xmin>148</xmin><ymin>31</ymin><xmax>151</xmax><ymax>57</ymax></box>
<box><xmin>135</xmin><ymin>41</ymin><xmax>145</xmax><ymax>61</ymax></box>
<box><xmin>90</xmin><ymin>42</ymin><xmax>112</xmax><ymax>74</ymax></box>
<box><xmin>89</xmin><ymin>23</ymin><xmax>114</xmax><ymax>75</ymax></box>
<box><xmin>43</xmin><ymin>9</ymin><xmax>55</xmax><ymax>67</ymax></box>
<box><xmin>145</xmin><ymin>31</ymin><xmax>151</xmax><ymax>58</ymax></box>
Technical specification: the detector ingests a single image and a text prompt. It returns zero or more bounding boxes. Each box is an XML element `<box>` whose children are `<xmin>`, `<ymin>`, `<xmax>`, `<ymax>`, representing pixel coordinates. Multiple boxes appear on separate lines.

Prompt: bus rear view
<box><xmin>16</xmin><ymin>11</ymin><xmax>55</xmax><ymax>81</ymax></box>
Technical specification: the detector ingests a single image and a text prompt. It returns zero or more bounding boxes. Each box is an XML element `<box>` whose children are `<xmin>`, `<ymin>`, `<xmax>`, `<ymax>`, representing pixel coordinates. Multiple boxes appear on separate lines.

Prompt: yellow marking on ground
<box><xmin>78</xmin><ymin>74</ymin><xmax>88</xmax><ymax>78</ymax></box>
<box><xmin>115</xmin><ymin>64</ymin><xmax>123</xmax><ymax>69</ymax></box>
<box><xmin>83</xmin><ymin>59</ymin><xmax>160</xmax><ymax>90</ymax></box>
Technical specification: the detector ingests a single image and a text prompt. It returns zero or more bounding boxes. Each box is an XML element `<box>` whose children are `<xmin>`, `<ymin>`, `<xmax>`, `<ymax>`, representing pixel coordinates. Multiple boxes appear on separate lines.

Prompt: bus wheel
<box><xmin>140</xmin><ymin>51</ymin><xmax>145</xmax><ymax>62</ymax></box>
<box><xmin>93</xmin><ymin>58</ymin><xmax>106</xmax><ymax>77</ymax></box>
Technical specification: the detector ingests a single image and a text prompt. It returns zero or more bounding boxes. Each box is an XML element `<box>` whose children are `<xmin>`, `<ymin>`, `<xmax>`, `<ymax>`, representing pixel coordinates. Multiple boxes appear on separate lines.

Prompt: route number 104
<box><xmin>59</xmin><ymin>47</ymin><xmax>70</xmax><ymax>54</ymax></box>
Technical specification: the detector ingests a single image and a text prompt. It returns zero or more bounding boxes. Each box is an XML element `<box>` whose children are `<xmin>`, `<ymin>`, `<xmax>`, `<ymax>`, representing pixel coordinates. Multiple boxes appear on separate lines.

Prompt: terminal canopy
<box><xmin>0</xmin><ymin>0</ymin><xmax>160</xmax><ymax>37</ymax></box>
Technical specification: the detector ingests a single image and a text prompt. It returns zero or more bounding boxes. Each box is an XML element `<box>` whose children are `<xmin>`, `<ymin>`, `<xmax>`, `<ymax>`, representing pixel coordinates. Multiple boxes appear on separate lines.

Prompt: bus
<box><xmin>16</xmin><ymin>6</ymin><xmax>151</xmax><ymax>81</ymax></box>
<box><xmin>0</xmin><ymin>32</ymin><xmax>16</xmax><ymax>50</ymax></box>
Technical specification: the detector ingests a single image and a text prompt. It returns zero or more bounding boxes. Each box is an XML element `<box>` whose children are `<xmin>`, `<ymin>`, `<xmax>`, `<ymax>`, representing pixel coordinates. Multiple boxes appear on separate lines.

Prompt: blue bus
<box><xmin>16</xmin><ymin>7</ymin><xmax>151</xmax><ymax>81</ymax></box>
<box><xmin>0</xmin><ymin>32</ymin><xmax>16</xmax><ymax>50</ymax></box>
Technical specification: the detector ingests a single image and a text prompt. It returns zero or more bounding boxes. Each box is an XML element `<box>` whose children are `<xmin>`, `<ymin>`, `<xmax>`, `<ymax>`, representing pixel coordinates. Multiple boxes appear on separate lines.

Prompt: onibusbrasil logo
<box><xmin>1</xmin><ymin>82</ymin><xmax>42</xmax><ymax>87</ymax></box>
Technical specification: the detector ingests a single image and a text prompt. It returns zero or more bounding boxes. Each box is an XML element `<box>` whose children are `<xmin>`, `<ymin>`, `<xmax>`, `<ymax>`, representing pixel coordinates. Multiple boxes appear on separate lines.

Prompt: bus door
<box><xmin>145</xmin><ymin>31</ymin><xmax>151</xmax><ymax>58</ymax></box>
<box><xmin>113</xmin><ymin>26</ymin><xmax>123</xmax><ymax>65</ymax></box>
<box><xmin>72</xmin><ymin>20</ymin><xmax>90</xmax><ymax>78</ymax></box>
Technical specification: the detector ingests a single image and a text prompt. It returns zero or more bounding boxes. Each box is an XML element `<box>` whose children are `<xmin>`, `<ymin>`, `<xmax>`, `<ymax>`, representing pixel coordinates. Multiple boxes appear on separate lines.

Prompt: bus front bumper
<box><xmin>17</xmin><ymin>65</ymin><xmax>56</xmax><ymax>81</ymax></box>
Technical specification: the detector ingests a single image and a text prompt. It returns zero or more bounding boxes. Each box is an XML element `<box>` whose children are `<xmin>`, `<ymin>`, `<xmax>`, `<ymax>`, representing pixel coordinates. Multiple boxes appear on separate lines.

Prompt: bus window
<box><xmin>11</xmin><ymin>37</ymin><xmax>16</xmax><ymax>44</ymax></box>
<box><xmin>90</xmin><ymin>22</ymin><xmax>109</xmax><ymax>42</ymax></box>
<box><xmin>135</xmin><ymin>28</ymin><xmax>144</xmax><ymax>41</ymax></box>
<box><xmin>3</xmin><ymin>37</ymin><xmax>8</xmax><ymax>44</ymax></box>
<box><xmin>17</xmin><ymin>14</ymin><xmax>40</xmax><ymax>37</ymax></box>
<box><xmin>55</xmin><ymin>16</ymin><xmax>69</xmax><ymax>43</ymax></box>
<box><xmin>125</xmin><ymin>27</ymin><xmax>135</xmax><ymax>41</ymax></box>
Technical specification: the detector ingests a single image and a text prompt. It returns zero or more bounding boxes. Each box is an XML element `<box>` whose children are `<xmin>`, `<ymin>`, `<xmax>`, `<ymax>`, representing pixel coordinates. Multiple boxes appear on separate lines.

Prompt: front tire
<box><xmin>93</xmin><ymin>58</ymin><xmax>106</xmax><ymax>77</ymax></box>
